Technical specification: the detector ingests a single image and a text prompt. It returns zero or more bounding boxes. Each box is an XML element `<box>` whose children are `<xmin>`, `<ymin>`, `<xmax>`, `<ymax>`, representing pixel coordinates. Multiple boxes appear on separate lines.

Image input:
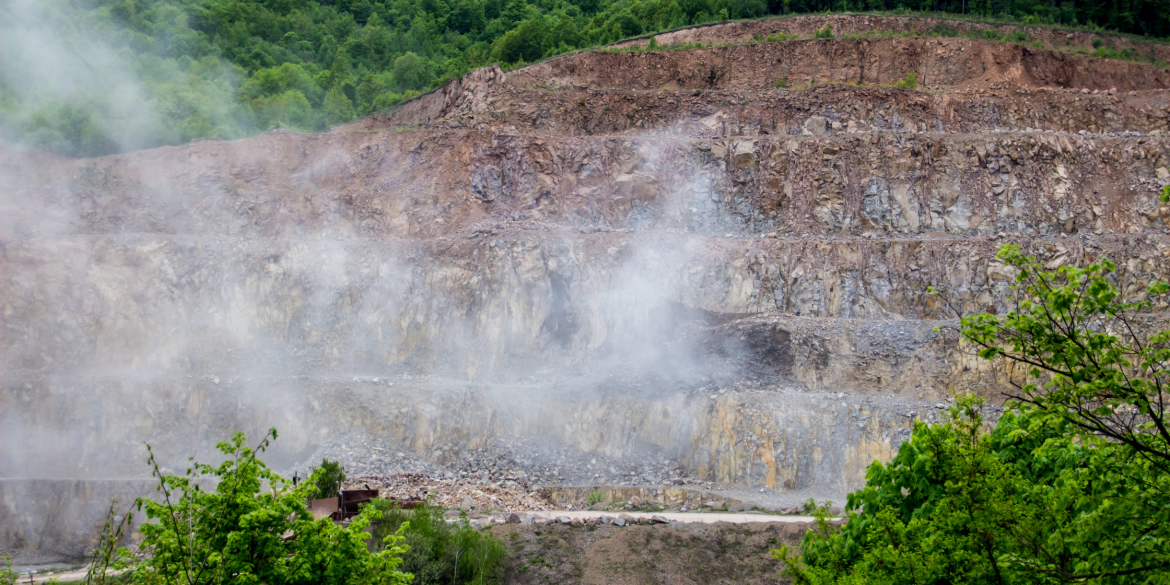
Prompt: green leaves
<box><xmin>312</xmin><ymin>458</ymin><xmax>346</xmax><ymax>500</ymax></box>
<box><xmin>961</xmin><ymin>244</ymin><xmax>1170</xmax><ymax>473</ymax></box>
<box><xmin>116</xmin><ymin>429</ymin><xmax>411</xmax><ymax>585</ymax></box>
<box><xmin>369</xmin><ymin>502</ymin><xmax>506</xmax><ymax>585</ymax></box>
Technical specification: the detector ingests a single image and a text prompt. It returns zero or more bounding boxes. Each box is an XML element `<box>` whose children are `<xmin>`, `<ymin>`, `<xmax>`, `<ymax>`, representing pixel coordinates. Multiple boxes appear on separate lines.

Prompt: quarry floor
<box><xmin>528</xmin><ymin>510</ymin><xmax>817</xmax><ymax>524</ymax></box>
<box><xmin>491</xmin><ymin>520</ymin><xmax>805</xmax><ymax>584</ymax></box>
<box><xmin>17</xmin><ymin>514</ymin><xmax>811</xmax><ymax>585</ymax></box>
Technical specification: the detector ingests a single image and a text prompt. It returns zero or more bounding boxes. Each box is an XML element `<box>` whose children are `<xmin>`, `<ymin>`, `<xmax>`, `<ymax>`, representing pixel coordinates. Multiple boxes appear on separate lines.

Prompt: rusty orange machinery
<box><xmin>310</xmin><ymin>490</ymin><xmax>424</xmax><ymax>521</ymax></box>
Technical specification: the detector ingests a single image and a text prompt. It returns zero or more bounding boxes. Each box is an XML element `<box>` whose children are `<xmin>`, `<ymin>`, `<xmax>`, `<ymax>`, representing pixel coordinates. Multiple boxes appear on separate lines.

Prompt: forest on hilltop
<box><xmin>1</xmin><ymin>0</ymin><xmax>1168</xmax><ymax>157</ymax></box>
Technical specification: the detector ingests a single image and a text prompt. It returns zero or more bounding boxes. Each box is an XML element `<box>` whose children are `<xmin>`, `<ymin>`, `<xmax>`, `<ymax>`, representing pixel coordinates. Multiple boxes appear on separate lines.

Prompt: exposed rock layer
<box><xmin>3</xmin><ymin>15</ymin><xmax>1170</xmax><ymax>556</ymax></box>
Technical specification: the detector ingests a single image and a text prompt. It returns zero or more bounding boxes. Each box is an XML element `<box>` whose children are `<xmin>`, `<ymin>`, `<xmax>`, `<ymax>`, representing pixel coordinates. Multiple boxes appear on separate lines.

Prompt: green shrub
<box><xmin>775</xmin><ymin>76</ymin><xmax>788</xmax><ymax>88</ymax></box>
<box><xmin>648</xmin><ymin>37</ymin><xmax>659</xmax><ymax>50</ymax></box>
<box><xmin>0</xmin><ymin>556</ymin><xmax>17</xmax><ymax>585</ymax></box>
<box><xmin>90</xmin><ymin>430</ymin><xmax>411</xmax><ymax>585</ymax></box>
<box><xmin>931</xmin><ymin>24</ymin><xmax>959</xmax><ymax>37</ymax></box>
<box><xmin>370</xmin><ymin>502</ymin><xmax>506</xmax><ymax>585</ymax></box>
<box><xmin>814</xmin><ymin>24</ymin><xmax>833</xmax><ymax>39</ymax></box>
<box><xmin>312</xmin><ymin>458</ymin><xmax>346</xmax><ymax>499</ymax></box>
<box><xmin>894</xmin><ymin>71</ymin><xmax>918</xmax><ymax>90</ymax></box>
<box><xmin>587</xmin><ymin>489</ymin><xmax>605</xmax><ymax>506</ymax></box>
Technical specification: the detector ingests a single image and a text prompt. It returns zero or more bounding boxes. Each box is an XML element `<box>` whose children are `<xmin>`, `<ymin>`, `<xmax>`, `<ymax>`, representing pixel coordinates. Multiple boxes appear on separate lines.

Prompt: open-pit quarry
<box><xmin>3</xmin><ymin>14</ymin><xmax>1170</xmax><ymax>582</ymax></box>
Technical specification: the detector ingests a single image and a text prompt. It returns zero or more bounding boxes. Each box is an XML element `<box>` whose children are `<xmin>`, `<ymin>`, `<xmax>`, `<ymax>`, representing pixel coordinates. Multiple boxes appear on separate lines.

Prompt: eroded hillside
<box><xmin>3</xmin><ymin>14</ymin><xmax>1170</xmax><ymax>559</ymax></box>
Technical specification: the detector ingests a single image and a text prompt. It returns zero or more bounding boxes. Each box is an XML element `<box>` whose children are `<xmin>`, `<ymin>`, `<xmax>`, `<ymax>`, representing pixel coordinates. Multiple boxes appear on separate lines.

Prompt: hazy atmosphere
<box><xmin>3</xmin><ymin>1</ymin><xmax>1170</xmax><ymax>582</ymax></box>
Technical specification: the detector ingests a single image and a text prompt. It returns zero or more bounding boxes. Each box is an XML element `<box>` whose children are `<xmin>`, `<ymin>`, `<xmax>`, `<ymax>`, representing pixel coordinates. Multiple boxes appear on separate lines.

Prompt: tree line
<box><xmin>1</xmin><ymin>0</ymin><xmax>1168</xmax><ymax>157</ymax></box>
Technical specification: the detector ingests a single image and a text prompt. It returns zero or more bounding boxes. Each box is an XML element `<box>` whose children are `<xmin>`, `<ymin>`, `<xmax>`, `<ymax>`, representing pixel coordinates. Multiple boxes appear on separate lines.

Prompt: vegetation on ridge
<box><xmin>1</xmin><ymin>0</ymin><xmax>1169</xmax><ymax>158</ymax></box>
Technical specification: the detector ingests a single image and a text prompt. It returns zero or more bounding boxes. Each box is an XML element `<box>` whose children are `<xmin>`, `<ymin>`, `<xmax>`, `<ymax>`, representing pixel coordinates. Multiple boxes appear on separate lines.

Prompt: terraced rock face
<box><xmin>609</xmin><ymin>14</ymin><xmax>1170</xmax><ymax>65</ymax></box>
<box><xmin>3</xmin><ymin>15</ymin><xmax>1170</xmax><ymax>555</ymax></box>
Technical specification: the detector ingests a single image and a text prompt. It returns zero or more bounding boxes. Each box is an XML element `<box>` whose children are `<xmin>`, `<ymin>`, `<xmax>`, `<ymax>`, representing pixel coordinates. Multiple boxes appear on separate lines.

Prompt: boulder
<box><xmin>804</xmin><ymin>116</ymin><xmax>829</xmax><ymax>135</ymax></box>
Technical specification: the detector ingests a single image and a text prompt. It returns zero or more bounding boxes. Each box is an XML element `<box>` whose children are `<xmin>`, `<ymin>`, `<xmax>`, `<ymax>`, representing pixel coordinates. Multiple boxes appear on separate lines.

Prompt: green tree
<box><xmin>391</xmin><ymin>52</ymin><xmax>433</xmax><ymax>91</ymax></box>
<box><xmin>94</xmin><ymin>429</ymin><xmax>411</xmax><ymax>585</ymax></box>
<box><xmin>240</xmin><ymin>63</ymin><xmax>326</xmax><ymax>107</ymax></box>
<box><xmin>251</xmin><ymin>89</ymin><xmax>319</xmax><ymax>130</ymax></box>
<box><xmin>323</xmin><ymin>87</ymin><xmax>358</xmax><ymax>125</ymax></box>
<box><xmin>491</xmin><ymin>18</ymin><xmax>550</xmax><ymax>64</ymax></box>
<box><xmin>961</xmin><ymin>240</ymin><xmax>1170</xmax><ymax>473</ymax></box>
<box><xmin>312</xmin><ymin>458</ymin><xmax>347</xmax><ymax>499</ymax></box>
<box><xmin>1</xmin><ymin>556</ymin><xmax>17</xmax><ymax>585</ymax></box>
<box><xmin>450</xmin><ymin>0</ymin><xmax>486</xmax><ymax>33</ymax></box>
<box><xmin>370</xmin><ymin>502</ymin><xmax>506</xmax><ymax>585</ymax></box>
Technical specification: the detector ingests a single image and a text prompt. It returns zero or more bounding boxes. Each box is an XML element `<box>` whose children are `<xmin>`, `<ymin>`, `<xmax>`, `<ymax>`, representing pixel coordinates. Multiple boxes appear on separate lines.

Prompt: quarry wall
<box><xmin>4</xmin><ymin>15</ymin><xmax>1170</xmax><ymax>557</ymax></box>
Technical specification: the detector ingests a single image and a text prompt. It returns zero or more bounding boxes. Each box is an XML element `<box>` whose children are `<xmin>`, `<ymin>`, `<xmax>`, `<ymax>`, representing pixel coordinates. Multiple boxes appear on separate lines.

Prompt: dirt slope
<box><xmin>613</xmin><ymin>14</ymin><xmax>1170</xmax><ymax>64</ymax></box>
<box><xmin>491</xmin><ymin>521</ymin><xmax>804</xmax><ymax>585</ymax></box>
<box><xmin>515</xmin><ymin>38</ymin><xmax>1170</xmax><ymax>92</ymax></box>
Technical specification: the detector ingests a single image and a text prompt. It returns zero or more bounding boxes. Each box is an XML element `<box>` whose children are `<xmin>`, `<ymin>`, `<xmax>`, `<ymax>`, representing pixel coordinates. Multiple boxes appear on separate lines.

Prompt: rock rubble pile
<box><xmin>342</xmin><ymin>473</ymin><xmax>557</xmax><ymax>512</ymax></box>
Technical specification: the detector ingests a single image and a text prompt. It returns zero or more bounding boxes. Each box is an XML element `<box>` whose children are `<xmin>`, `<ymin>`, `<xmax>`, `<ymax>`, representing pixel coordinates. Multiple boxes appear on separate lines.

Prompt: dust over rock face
<box><xmin>3</xmin><ymin>14</ymin><xmax>1170</xmax><ymax>557</ymax></box>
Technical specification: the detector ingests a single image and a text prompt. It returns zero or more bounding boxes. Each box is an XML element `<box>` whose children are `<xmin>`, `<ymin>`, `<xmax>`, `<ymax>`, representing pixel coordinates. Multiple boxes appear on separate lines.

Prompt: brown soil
<box><xmin>8</xmin><ymin>129</ymin><xmax>1169</xmax><ymax>244</ymax></box>
<box><xmin>353</xmin><ymin>81</ymin><xmax>1170</xmax><ymax>137</ymax></box>
<box><xmin>613</xmin><ymin>14</ymin><xmax>1170</xmax><ymax>64</ymax></box>
<box><xmin>517</xmin><ymin>38</ymin><xmax>1169</xmax><ymax>92</ymax></box>
<box><xmin>490</xmin><ymin>520</ymin><xmax>808</xmax><ymax>584</ymax></box>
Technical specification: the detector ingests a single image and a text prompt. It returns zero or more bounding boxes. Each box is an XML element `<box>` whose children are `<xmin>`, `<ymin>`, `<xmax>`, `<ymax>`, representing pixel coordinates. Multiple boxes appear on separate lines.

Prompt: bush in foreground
<box><xmin>369</xmin><ymin>502</ymin><xmax>505</xmax><ymax>585</ymax></box>
<box><xmin>90</xmin><ymin>429</ymin><xmax>412</xmax><ymax>585</ymax></box>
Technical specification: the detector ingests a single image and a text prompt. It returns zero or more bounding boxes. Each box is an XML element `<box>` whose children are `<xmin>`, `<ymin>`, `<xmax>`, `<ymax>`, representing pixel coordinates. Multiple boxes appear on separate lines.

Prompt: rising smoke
<box><xmin>0</xmin><ymin>0</ymin><xmax>243</xmax><ymax>157</ymax></box>
<box><xmin>0</xmin><ymin>127</ymin><xmax>755</xmax><ymax>484</ymax></box>
<box><xmin>0</xmin><ymin>0</ymin><xmax>755</xmax><ymax>487</ymax></box>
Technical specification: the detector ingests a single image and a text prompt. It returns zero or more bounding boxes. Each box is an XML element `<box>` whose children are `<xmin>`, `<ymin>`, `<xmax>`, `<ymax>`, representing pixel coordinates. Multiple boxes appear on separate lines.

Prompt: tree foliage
<box><xmin>312</xmin><ymin>458</ymin><xmax>346</xmax><ymax>499</ymax></box>
<box><xmin>962</xmin><ymin>243</ymin><xmax>1170</xmax><ymax>474</ymax></box>
<box><xmin>368</xmin><ymin>502</ymin><xmax>507</xmax><ymax>585</ymax></box>
<box><xmin>776</xmin><ymin>228</ymin><xmax>1170</xmax><ymax>584</ymax></box>
<box><xmin>92</xmin><ymin>429</ymin><xmax>412</xmax><ymax>585</ymax></box>
<box><xmin>0</xmin><ymin>556</ymin><xmax>17</xmax><ymax>585</ymax></box>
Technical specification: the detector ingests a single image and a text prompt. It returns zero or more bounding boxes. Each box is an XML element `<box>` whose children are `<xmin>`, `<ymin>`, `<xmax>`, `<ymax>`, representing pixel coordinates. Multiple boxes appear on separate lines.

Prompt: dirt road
<box><xmin>527</xmin><ymin>510</ymin><xmax>822</xmax><ymax>523</ymax></box>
